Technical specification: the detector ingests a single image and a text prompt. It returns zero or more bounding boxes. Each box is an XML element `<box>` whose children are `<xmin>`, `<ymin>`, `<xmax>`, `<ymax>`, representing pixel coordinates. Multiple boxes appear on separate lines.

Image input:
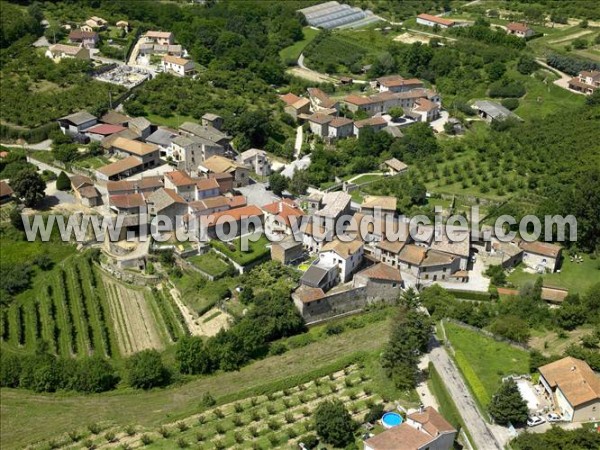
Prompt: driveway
<box><xmin>437</xmin><ymin>257</ymin><xmax>490</xmax><ymax>292</ymax></box>
<box><xmin>281</xmin><ymin>154</ymin><xmax>311</xmax><ymax>178</ymax></box>
<box><xmin>294</xmin><ymin>125</ymin><xmax>303</xmax><ymax>158</ymax></box>
<box><xmin>429</xmin><ymin>339</ymin><xmax>505</xmax><ymax>450</ymax></box>
<box><xmin>430</xmin><ymin>110</ymin><xmax>450</xmax><ymax>133</ymax></box>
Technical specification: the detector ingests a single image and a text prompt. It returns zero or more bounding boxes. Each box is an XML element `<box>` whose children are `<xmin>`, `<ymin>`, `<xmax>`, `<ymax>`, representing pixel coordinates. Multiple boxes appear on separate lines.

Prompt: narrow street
<box><xmin>429</xmin><ymin>339</ymin><xmax>504</xmax><ymax>450</ymax></box>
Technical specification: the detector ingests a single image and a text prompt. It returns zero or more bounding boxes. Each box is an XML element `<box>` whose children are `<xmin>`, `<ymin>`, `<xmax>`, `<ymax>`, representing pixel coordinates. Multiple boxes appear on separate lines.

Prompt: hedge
<box><xmin>448</xmin><ymin>290</ymin><xmax>491</xmax><ymax>302</ymax></box>
<box><xmin>453</xmin><ymin>350</ymin><xmax>491</xmax><ymax>407</ymax></box>
<box><xmin>0</xmin><ymin>122</ymin><xmax>59</xmax><ymax>144</ymax></box>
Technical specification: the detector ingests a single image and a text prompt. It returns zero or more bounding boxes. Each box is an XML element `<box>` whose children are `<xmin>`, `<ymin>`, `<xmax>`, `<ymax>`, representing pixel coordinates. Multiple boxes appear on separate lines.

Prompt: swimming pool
<box><xmin>381</xmin><ymin>411</ymin><xmax>403</xmax><ymax>428</ymax></box>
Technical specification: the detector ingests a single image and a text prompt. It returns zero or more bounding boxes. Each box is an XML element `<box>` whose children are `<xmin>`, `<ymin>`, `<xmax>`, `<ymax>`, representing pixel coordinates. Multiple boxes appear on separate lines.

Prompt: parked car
<box><xmin>527</xmin><ymin>416</ymin><xmax>545</xmax><ymax>427</ymax></box>
<box><xmin>547</xmin><ymin>413</ymin><xmax>562</xmax><ymax>422</ymax></box>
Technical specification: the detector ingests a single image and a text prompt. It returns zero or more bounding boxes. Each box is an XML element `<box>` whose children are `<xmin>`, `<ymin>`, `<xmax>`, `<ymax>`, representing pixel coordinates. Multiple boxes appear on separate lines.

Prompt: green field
<box><xmin>445</xmin><ymin>322</ymin><xmax>530</xmax><ymax>408</ymax></box>
<box><xmin>171</xmin><ymin>268</ymin><xmax>238</xmax><ymax>315</ymax></box>
<box><xmin>507</xmin><ymin>255</ymin><xmax>599</xmax><ymax>294</ymax></box>
<box><xmin>146</xmin><ymin>113</ymin><xmax>196</xmax><ymax>129</ymax></box>
<box><xmin>188</xmin><ymin>252</ymin><xmax>231</xmax><ymax>278</ymax></box>
<box><xmin>0</xmin><ymin>318</ymin><xmax>394</xmax><ymax>449</ymax></box>
<box><xmin>279</xmin><ymin>27</ymin><xmax>320</xmax><ymax>64</ymax></box>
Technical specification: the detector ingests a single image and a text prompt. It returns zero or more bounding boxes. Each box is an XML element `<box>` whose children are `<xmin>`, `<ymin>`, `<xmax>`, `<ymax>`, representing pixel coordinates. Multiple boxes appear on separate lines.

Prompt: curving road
<box><xmin>429</xmin><ymin>339</ymin><xmax>504</xmax><ymax>450</ymax></box>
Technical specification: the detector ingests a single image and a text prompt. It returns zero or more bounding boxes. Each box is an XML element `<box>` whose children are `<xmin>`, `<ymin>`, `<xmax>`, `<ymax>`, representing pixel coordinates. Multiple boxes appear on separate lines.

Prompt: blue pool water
<box><xmin>381</xmin><ymin>411</ymin><xmax>403</xmax><ymax>428</ymax></box>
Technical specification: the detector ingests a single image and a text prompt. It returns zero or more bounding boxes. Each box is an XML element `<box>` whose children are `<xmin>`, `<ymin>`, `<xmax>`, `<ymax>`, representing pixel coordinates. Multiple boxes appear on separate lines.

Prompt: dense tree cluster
<box><xmin>0</xmin><ymin>345</ymin><xmax>118</xmax><ymax>393</ymax></box>
<box><xmin>381</xmin><ymin>303</ymin><xmax>432</xmax><ymax>390</ymax></box>
<box><xmin>313</xmin><ymin>399</ymin><xmax>357</xmax><ymax>447</ymax></box>
<box><xmin>512</xmin><ymin>427</ymin><xmax>600</xmax><ymax>450</ymax></box>
<box><xmin>546</xmin><ymin>53</ymin><xmax>600</xmax><ymax>76</ymax></box>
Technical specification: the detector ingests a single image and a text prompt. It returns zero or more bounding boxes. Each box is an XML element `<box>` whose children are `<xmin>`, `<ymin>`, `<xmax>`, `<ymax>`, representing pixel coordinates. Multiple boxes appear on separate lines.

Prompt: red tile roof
<box><xmin>165</xmin><ymin>170</ymin><xmax>195</xmax><ymax>187</ymax></box>
<box><xmin>417</xmin><ymin>13</ymin><xmax>455</xmax><ymax>27</ymax></box>
<box><xmin>205</xmin><ymin>205</ymin><xmax>264</xmax><ymax>227</ymax></box>
<box><xmin>507</xmin><ymin>22</ymin><xmax>532</xmax><ymax>32</ymax></box>
<box><xmin>279</xmin><ymin>92</ymin><xmax>301</xmax><ymax>106</ymax></box>
<box><xmin>110</xmin><ymin>193</ymin><xmax>145</xmax><ymax>209</ymax></box>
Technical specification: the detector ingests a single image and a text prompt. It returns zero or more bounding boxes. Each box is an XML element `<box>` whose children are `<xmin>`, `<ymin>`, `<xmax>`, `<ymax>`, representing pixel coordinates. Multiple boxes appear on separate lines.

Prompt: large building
<box><xmin>416</xmin><ymin>13</ymin><xmax>456</xmax><ymax>29</ymax></box>
<box><xmin>539</xmin><ymin>357</ymin><xmax>600</xmax><ymax>422</ymax></box>
<box><xmin>298</xmin><ymin>1</ymin><xmax>382</xmax><ymax>30</ymax></box>
<box><xmin>568</xmin><ymin>70</ymin><xmax>600</xmax><ymax>95</ymax></box>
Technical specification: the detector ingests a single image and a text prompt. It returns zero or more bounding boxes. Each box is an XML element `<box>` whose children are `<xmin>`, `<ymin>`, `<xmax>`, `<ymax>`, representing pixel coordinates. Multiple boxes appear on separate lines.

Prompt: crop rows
<box><xmin>0</xmin><ymin>256</ymin><xmax>118</xmax><ymax>359</ymax></box>
<box><xmin>148</xmin><ymin>287</ymin><xmax>189</xmax><ymax>342</ymax></box>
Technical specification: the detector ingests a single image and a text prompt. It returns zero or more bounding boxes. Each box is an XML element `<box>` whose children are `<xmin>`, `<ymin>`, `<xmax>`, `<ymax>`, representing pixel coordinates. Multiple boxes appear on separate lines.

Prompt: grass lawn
<box><xmin>171</xmin><ymin>268</ymin><xmax>237</xmax><ymax>315</ymax></box>
<box><xmin>0</xmin><ymin>318</ymin><xmax>393</xmax><ymax>449</ymax></box>
<box><xmin>445</xmin><ymin>322</ymin><xmax>530</xmax><ymax>408</ymax></box>
<box><xmin>72</xmin><ymin>155</ymin><xmax>110</xmax><ymax>170</ymax></box>
<box><xmin>187</xmin><ymin>252</ymin><xmax>231</xmax><ymax>278</ymax></box>
<box><xmin>146</xmin><ymin>113</ymin><xmax>196</xmax><ymax>129</ymax></box>
<box><xmin>210</xmin><ymin>234</ymin><xmax>271</xmax><ymax>266</ymax></box>
<box><xmin>279</xmin><ymin>27</ymin><xmax>320</xmax><ymax>64</ymax></box>
<box><xmin>529</xmin><ymin>325</ymin><xmax>595</xmax><ymax>356</ymax></box>
<box><xmin>346</xmin><ymin>173</ymin><xmax>385</xmax><ymax>184</ymax></box>
<box><xmin>507</xmin><ymin>255</ymin><xmax>599</xmax><ymax>295</ymax></box>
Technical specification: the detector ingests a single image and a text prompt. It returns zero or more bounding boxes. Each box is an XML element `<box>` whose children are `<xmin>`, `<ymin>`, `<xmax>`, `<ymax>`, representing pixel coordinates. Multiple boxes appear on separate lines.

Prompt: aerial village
<box><xmin>1</xmin><ymin>2</ymin><xmax>600</xmax><ymax>450</ymax></box>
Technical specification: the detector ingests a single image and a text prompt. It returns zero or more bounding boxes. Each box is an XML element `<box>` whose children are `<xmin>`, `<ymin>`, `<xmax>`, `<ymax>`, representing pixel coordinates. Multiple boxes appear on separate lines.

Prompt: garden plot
<box><xmin>103</xmin><ymin>277</ymin><xmax>166</xmax><ymax>355</ymax></box>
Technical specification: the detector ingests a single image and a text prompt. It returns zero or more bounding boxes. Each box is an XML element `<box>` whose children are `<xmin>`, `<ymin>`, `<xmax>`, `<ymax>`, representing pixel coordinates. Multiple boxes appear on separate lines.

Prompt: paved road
<box><xmin>429</xmin><ymin>339</ymin><xmax>504</xmax><ymax>450</ymax></box>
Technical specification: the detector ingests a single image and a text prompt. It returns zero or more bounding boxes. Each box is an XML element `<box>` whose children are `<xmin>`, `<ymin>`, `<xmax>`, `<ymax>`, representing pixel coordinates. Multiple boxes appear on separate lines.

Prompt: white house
<box><xmin>318</xmin><ymin>238</ymin><xmax>363</xmax><ymax>283</ymax></box>
<box><xmin>327</xmin><ymin>117</ymin><xmax>354</xmax><ymax>139</ymax></box>
<box><xmin>539</xmin><ymin>357</ymin><xmax>600</xmax><ymax>422</ymax></box>
<box><xmin>308</xmin><ymin>112</ymin><xmax>334</xmax><ymax>138</ymax></box>
<box><xmin>519</xmin><ymin>240</ymin><xmax>562</xmax><ymax>273</ymax></box>
<box><xmin>239</xmin><ymin>148</ymin><xmax>271</xmax><ymax>176</ymax></box>
<box><xmin>45</xmin><ymin>44</ymin><xmax>90</xmax><ymax>61</ymax></box>
<box><xmin>506</xmin><ymin>22</ymin><xmax>535</xmax><ymax>38</ymax></box>
<box><xmin>416</xmin><ymin>13</ymin><xmax>456</xmax><ymax>29</ymax></box>
<box><xmin>162</xmin><ymin>55</ymin><xmax>195</xmax><ymax>77</ymax></box>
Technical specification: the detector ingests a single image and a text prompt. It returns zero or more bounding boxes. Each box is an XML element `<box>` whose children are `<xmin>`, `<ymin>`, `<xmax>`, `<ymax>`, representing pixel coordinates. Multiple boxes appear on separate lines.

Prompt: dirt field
<box><xmin>197</xmin><ymin>306</ymin><xmax>232</xmax><ymax>337</ymax></box>
<box><xmin>286</xmin><ymin>66</ymin><xmax>336</xmax><ymax>83</ymax></box>
<box><xmin>393</xmin><ymin>32</ymin><xmax>430</xmax><ymax>44</ymax></box>
<box><xmin>103</xmin><ymin>276</ymin><xmax>165</xmax><ymax>355</ymax></box>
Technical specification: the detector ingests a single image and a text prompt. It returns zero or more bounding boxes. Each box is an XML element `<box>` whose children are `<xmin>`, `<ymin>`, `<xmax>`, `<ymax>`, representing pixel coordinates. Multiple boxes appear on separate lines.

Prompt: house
<box><xmin>416</xmin><ymin>13</ymin><xmax>456</xmax><ymax>29</ymax></box>
<box><xmin>239</xmin><ymin>149</ymin><xmax>271</xmax><ymax>176</ymax></box>
<box><xmin>420</xmin><ymin>250</ymin><xmax>460</xmax><ymax>283</ymax></box>
<box><xmin>101</xmin><ymin>111</ymin><xmax>131</xmax><ymax>127</ymax></box>
<box><xmin>398</xmin><ymin>244</ymin><xmax>427</xmax><ymax>277</ymax></box>
<box><xmin>58</xmin><ymin>111</ymin><xmax>97</xmax><ymax>135</ymax></box>
<box><xmin>376</xmin><ymin>75</ymin><xmax>424</xmax><ymax>93</ymax></box>
<box><xmin>413</xmin><ymin>98</ymin><xmax>440</xmax><ymax>122</ymax></box>
<box><xmin>352</xmin><ymin>262</ymin><xmax>404</xmax><ymax>296</ymax></box>
<box><xmin>195</xmin><ymin>177</ymin><xmax>221</xmax><ymax>200</ymax></box>
<box><xmin>314</xmin><ymin>191</ymin><xmax>352</xmax><ymax>228</ymax></box>
<box><xmin>307</xmin><ymin>87</ymin><xmax>338</xmax><ymax>111</ymax></box>
<box><xmin>145</xmin><ymin>31</ymin><xmax>174</xmax><ymax>46</ymax></box>
<box><xmin>201</xmin><ymin>204</ymin><xmax>264</xmax><ymax>239</ymax></box>
<box><xmin>506</xmin><ymin>22</ymin><xmax>535</xmax><ymax>38</ymax></box>
<box><xmin>100</xmin><ymin>129</ymin><xmax>140</xmax><ymax>150</ymax></box>
<box><xmin>85</xmin><ymin>124</ymin><xmax>127</xmax><ymax>142</ymax></box>
<box><xmin>538</xmin><ymin>357</ymin><xmax>600</xmax><ymax>422</ymax></box>
<box><xmin>519</xmin><ymin>240</ymin><xmax>562</xmax><ymax>272</ymax></box>
<box><xmin>343</xmin><ymin>94</ymin><xmax>380</xmax><ymax>115</ymax></box>
<box><xmin>383</xmin><ymin>158</ymin><xmax>408</xmax><ymax>175</ymax></box>
<box><xmin>161</xmin><ymin>55</ymin><xmax>195</xmax><ymax>77</ymax></box>
<box><xmin>299</xmin><ymin>264</ymin><xmax>338</xmax><ymax>291</ymax></box>
<box><xmin>318</xmin><ymin>238</ymin><xmax>364</xmax><ymax>282</ymax></box>
<box><xmin>361</xmin><ymin>195</ymin><xmax>397</xmax><ymax>217</ymax></box>
<box><xmin>271</xmin><ymin>237</ymin><xmax>304</xmax><ymax>265</ymax></box>
<box><xmin>328</xmin><ymin>117</ymin><xmax>354</xmax><ymax>139</ymax></box>
<box><xmin>307</xmin><ymin>112</ymin><xmax>334</xmax><ymax>138</ymax></box>
<box><xmin>128</xmin><ymin>117</ymin><xmax>153</xmax><ymax>140</ymax></box>
<box><xmin>164</xmin><ymin>170</ymin><xmax>197</xmax><ymax>202</ymax></box>
<box><xmin>200</xmin><ymin>155</ymin><xmax>249</xmax><ymax>188</ymax></box>
<box><xmin>365</xmin><ymin>406</ymin><xmax>456</xmax><ymax>450</ymax></box>
<box><xmin>472</xmin><ymin>100</ymin><xmax>522</xmax><ymax>123</ymax></box>
<box><xmin>541</xmin><ymin>286</ymin><xmax>569</xmax><ymax>304</ymax></box>
<box><xmin>170</xmin><ymin>135</ymin><xmax>225</xmax><ymax>172</ymax></box>
<box><xmin>302</xmin><ymin>220</ymin><xmax>332</xmax><ymax>253</ymax></box>
<box><xmin>109</xmin><ymin>193</ymin><xmax>146</xmax><ymax>215</ymax></box>
<box><xmin>568</xmin><ymin>71</ymin><xmax>600</xmax><ymax>95</ymax></box>
<box><xmin>353</xmin><ymin>117</ymin><xmax>387</xmax><ymax>136</ymax></box>
<box><xmin>109</xmin><ymin>137</ymin><xmax>160</xmax><ymax>169</ymax></box>
<box><xmin>106</xmin><ymin>176</ymin><xmax>163</xmax><ymax>196</ymax></box>
<box><xmin>116</xmin><ymin>20</ymin><xmax>129</xmax><ymax>29</ymax></box>
<box><xmin>146</xmin><ymin>188</ymin><xmax>188</xmax><ymax>228</ymax></box>
<box><xmin>85</xmin><ymin>16</ymin><xmax>107</xmax><ymax>30</ymax></box>
<box><xmin>96</xmin><ymin>156</ymin><xmax>145</xmax><ymax>181</ymax></box>
<box><xmin>0</xmin><ymin>181</ymin><xmax>14</xmax><ymax>204</ymax></box>
<box><xmin>70</xmin><ymin>175</ymin><xmax>101</xmax><ymax>207</ymax></box>
<box><xmin>201</xmin><ymin>113</ymin><xmax>224</xmax><ymax>130</ymax></box>
<box><xmin>146</xmin><ymin>127</ymin><xmax>179</xmax><ymax>158</ymax></box>
<box><xmin>430</xmin><ymin>226</ymin><xmax>471</xmax><ymax>271</ymax></box>
<box><xmin>68</xmin><ymin>30</ymin><xmax>99</xmax><ymax>48</ymax></box>
<box><xmin>280</xmin><ymin>93</ymin><xmax>311</xmax><ymax>120</ymax></box>
<box><xmin>179</xmin><ymin>122</ymin><xmax>232</xmax><ymax>149</ymax></box>
<box><xmin>262</xmin><ymin>199</ymin><xmax>305</xmax><ymax>239</ymax></box>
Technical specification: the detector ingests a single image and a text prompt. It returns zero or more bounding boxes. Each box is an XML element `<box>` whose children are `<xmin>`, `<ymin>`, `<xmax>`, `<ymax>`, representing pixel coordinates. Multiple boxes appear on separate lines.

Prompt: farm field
<box><xmin>63</xmin><ymin>364</ymin><xmax>387</xmax><ymax>449</ymax></box>
<box><xmin>279</xmin><ymin>26</ymin><xmax>320</xmax><ymax>64</ymax></box>
<box><xmin>444</xmin><ymin>322</ymin><xmax>530</xmax><ymax>409</ymax></box>
<box><xmin>171</xmin><ymin>268</ymin><xmax>238</xmax><ymax>315</ymax></box>
<box><xmin>0</xmin><ymin>317</ymin><xmax>394</xmax><ymax>449</ymax></box>
<box><xmin>507</xmin><ymin>255</ymin><xmax>599</xmax><ymax>294</ymax></box>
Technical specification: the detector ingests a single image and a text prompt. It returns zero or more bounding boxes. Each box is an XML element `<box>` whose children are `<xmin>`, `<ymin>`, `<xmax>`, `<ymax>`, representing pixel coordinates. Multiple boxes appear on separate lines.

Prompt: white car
<box><xmin>547</xmin><ymin>413</ymin><xmax>562</xmax><ymax>422</ymax></box>
<box><xmin>527</xmin><ymin>416</ymin><xmax>545</xmax><ymax>427</ymax></box>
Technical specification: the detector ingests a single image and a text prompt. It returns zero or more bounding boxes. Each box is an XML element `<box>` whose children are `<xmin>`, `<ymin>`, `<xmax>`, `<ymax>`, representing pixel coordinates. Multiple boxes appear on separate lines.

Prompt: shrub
<box><xmin>215</xmin><ymin>423</ymin><xmax>226</xmax><ymax>435</ymax></box>
<box><xmin>56</xmin><ymin>171</ymin><xmax>71</xmax><ymax>191</ymax></box>
<box><xmin>364</xmin><ymin>403</ymin><xmax>385</xmax><ymax>423</ymax></box>
<box><xmin>285</xmin><ymin>412</ymin><xmax>295</xmax><ymax>423</ymax></box>
<box><xmin>213</xmin><ymin>408</ymin><xmax>224</xmax><ymax>419</ymax></box>
<box><xmin>104</xmin><ymin>432</ymin><xmax>116</xmax><ymax>443</ymax></box>
<box><xmin>232</xmin><ymin>415</ymin><xmax>243</xmax><ymax>427</ymax></box>
<box><xmin>176</xmin><ymin>438</ymin><xmax>188</xmax><ymax>448</ymax></box>
<box><xmin>68</xmin><ymin>431</ymin><xmax>81</xmax><ymax>442</ymax></box>
<box><xmin>140</xmin><ymin>434</ymin><xmax>152</xmax><ymax>445</ymax></box>
<box><xmin>268</xmin><ymin>419</ymin><xmax>281</xmax><ymax>430</ymax></box>
<box><xmin>176</xmin><ymin>422</ymin><xmax>188</xmax><ymax>432</ymax></box>
<box><xmin>195</xmin><ymin>432</ymin><xmax>204</xmax><ymax>442</ymax></box>
<box><xmin>234</xmin><ymin>402</ymin><xmax>244</xmax><ymax>413</ymax></box>
<box><xmin>124</xmin><ymin>425</ymin><xmax>136</xmax><ymax>436</ymax></box>
<box><xmin>126</xmin><ymin>350</ymin><xmax>170</xmax><ymax>389</ymax></box>
<box><xmin>158</xmin><ymin>427</ymin><xmax>169</xmax><ymax>438</ymax></box>
<box><xmin>501</xmin><ymin>98</ymin><xmax>519</xmax><ymax>111</ymax></box>
<box><xmin>87</xmin><ymin>423</ymin><xmax>101</xmax><ymax>435</ymax></box>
